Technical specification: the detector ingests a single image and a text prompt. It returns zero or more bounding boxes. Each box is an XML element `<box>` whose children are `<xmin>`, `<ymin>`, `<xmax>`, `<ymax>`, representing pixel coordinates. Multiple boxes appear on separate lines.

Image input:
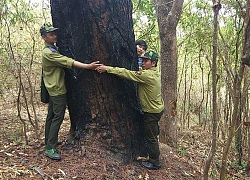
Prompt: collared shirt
<box><xmin>42</xmin><ymin>42</ymin><xmax>75</xmax><ymax>96</ymax></box>
<box><xmin>107</xmin><ymin>66</ymin><xmax>164</xmax><ymax>113</ymax></box>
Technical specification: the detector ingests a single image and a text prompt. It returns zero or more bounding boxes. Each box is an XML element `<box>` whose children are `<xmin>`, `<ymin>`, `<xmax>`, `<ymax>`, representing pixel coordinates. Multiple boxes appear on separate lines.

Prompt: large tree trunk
<box><xmin>154</xmin><ymin>0</ymin><xmax>184</xmax><ymax>147</ymax></box>
<box><xmin>50</xmin><ymin>0</ymin><xmax>146</xmax><ymax>163</ymax></box>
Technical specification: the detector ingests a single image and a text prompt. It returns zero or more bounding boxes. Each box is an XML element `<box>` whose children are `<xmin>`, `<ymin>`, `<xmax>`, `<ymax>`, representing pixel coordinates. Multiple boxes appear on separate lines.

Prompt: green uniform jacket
<box><xmin>42</xmin><ymin>42</ymin><xmax>75</xmax><ymax>96</ymax></box>
<box><xmin>107</xmin><ymin>66</ymin><xmax>164</xmax><ymax>113</ymax></box>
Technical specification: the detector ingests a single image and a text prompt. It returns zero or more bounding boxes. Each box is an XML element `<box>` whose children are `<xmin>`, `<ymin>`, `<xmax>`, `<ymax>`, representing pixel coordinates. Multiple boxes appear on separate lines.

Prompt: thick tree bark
<box><xmin>154</xmin><ymin>0</ymin><xmax>184</xmax><ymax>147</ymax></box>
<box><xmin>50</xmin><ymin>0</ymin><xmax>146</xmax><ymax>163</ymax></box>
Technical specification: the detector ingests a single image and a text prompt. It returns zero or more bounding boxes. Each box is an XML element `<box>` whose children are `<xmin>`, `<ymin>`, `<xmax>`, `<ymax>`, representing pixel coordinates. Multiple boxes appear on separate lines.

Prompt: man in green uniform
<box><xmin>40</xmin><ymin>23</ymin><xmax>101</xmax><ymax>160</ymax></box>
<box><xmin>96</xmin><ymin>51</ymin><xmax>164</xmax><ymax>170</ymax></box>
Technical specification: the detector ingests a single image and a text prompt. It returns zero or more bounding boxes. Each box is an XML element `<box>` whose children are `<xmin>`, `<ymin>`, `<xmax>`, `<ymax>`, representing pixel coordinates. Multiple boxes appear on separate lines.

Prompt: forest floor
<box><xmin>0</xmin><ymin>100</ymin><xmax>248</xmax><ymax>180</ymax></box>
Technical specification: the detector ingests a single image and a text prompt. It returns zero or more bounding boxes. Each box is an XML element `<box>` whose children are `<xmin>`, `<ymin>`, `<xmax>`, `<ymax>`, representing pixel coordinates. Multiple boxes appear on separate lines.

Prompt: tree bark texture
<box><xmin>154</xmin><ymin>0</ymin><xmax>184</xmax><ymax>147</ymax></box>
<box><xmin>50</xmin><ymin>0</ymin><xmax>145</xmax><ymax>163</ymax></box>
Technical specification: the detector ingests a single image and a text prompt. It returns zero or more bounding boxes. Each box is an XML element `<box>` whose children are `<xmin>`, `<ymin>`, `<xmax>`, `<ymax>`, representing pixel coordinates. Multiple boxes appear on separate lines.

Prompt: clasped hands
<box><xmin>89</xmin><ymin>61</ymin><xmax>107</xmax><ymax>73</ymax></box>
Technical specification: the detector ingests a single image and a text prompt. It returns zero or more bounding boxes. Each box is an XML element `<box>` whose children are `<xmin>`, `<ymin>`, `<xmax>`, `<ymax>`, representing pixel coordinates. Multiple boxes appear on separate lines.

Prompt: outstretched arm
<box><xmin>73</xmin><ymin>61</ymin><xmax>101</xmax><ymax>70</ymax></box>
<box><xmin>96</xmin><ymin>65</ymin><xmax>148</xmax><ymax>83</ymax></box>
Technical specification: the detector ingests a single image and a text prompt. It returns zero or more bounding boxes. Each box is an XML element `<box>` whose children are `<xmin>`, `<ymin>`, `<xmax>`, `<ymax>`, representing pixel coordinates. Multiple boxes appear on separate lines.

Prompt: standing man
<box><xmin>96</xmin><ymin>51</ymin><xmax>164</xmax><ymax>170</ymax></box>
<box><xmin>135</xmin><ymin>40</ymin><xmax>148</xmax><ymax>70</ymax></box>
<box><xmin>40</xmin><ymin>23</ymin><xmax>101</xmax><ymax>160</ymax></box>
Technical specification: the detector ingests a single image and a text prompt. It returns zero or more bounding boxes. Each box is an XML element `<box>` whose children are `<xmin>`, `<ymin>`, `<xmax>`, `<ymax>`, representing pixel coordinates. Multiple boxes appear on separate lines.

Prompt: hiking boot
<box><xmin>44</xmin><ymin>149</ymin><xmax>61</xmax><ymax>160</ymax></box>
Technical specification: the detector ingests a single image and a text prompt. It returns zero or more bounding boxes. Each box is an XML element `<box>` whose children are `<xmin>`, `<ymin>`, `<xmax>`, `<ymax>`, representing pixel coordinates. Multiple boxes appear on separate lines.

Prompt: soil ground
<box><xmin>0</xmin><ymin>101</ymin><xmax>247</xmax><ymax>180</ymax></box>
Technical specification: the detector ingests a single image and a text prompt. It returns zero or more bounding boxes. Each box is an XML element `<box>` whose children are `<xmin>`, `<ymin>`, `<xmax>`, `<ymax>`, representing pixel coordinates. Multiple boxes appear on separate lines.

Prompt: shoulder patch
<box><xmin>135</xmin><ymin>71</ymin><xmax>142</xmax><ymax>75</ymax></box>
<box><xmin>48</xmin><ymin>46</ymin><xmax>57</xmax><ymax>52</ymax></box>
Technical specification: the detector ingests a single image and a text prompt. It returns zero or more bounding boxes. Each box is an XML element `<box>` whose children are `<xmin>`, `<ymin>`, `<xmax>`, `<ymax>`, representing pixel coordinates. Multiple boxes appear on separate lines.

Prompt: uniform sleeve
<box><xmin>42</xmin><ymin>48</ymin><xmax>74</xmax><ymax>68</ymax></box>
<box><xmin>107</xmin><ymin>66</ymin><xmax>149</xmax><ymax>83</ymax></box>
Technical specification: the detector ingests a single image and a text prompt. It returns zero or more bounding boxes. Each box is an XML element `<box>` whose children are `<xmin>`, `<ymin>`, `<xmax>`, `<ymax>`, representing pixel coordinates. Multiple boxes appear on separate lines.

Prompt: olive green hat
<box><xmin>139</xmin><ymin>50</ymin><xmax>159</xmax><ymax>62</ymax></box>
<box><xmin>40</xmin><ymin>23</ymin><xmax>58</xmax><ymax>36</ymax></box>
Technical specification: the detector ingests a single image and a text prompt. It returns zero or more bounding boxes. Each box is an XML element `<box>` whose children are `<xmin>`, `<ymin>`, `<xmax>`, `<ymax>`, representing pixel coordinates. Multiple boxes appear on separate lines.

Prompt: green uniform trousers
<box><xmin>143</xmin><ymin>110</ymin><xmax>163</xmax><ymax>166</ymax></box>
<box><xmin>45</xmin><ymin>94</ymin><xmax>66</xmax><ymax>150</ymax></box>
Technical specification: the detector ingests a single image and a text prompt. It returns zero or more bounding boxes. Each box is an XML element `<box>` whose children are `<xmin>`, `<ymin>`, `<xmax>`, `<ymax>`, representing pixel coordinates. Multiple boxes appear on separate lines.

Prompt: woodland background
<box><xmin>0</xmin><ymin>0</ymin><xmax>250</xmax><ymax>179</ymax></box>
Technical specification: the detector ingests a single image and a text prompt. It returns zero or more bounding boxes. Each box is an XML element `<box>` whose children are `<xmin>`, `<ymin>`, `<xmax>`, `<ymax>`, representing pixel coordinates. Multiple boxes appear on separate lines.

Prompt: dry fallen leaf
<box><xmin>58</xmin><ymin>168</ymin><xmax>66</xmax><ymax>177</ymax></box>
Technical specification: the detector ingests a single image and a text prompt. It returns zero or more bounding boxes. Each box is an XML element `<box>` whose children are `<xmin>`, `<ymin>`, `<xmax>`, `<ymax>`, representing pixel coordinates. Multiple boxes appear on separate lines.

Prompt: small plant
<box><xmin>210</xmin><ymin>170</ymin><xmax>217</xmax><ymax>177</ymax></box>
<box><xmin>232</xmin><ymin>160</ymin><xmax>247</xmax><ymax>170</ymax></box>
<box><xmin>176</xmin><ymin>147</ymin><xmax>187</xmax><ymax>155</ymax></box>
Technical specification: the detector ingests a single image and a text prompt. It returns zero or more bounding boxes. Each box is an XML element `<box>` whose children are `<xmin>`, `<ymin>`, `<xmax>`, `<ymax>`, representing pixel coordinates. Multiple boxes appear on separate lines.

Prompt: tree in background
<box><xmin>132</xmin><ymin>0</ymin><xmax>159</xmax><ymax>51</ymax></box>
<box><xmin>154</xmin><ymin>0</ymin><xmax>184</xmax><ymax>146</ymax></box>
<box><xmin>203</xmin><ymin>1</ymin><xmax>221</xmax><ymax>179</ymax></box>
<box><xmin>220</xmin><ymin>0</ymin><xmax>250</xmax><ymax>179</ymax></box>
<box><xmin>0</xmin><ymin>0</ymin><xmax>47</xmax><ymax>144</ymax></box>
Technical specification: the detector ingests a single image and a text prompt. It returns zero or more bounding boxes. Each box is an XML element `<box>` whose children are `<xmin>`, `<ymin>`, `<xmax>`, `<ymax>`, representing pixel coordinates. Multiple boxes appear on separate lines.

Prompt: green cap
<box><xmin>40</xmin><ymin>23</ymin><xmax>58</xmax><ymax>35</ymax></box>
<box><xmin>139</xmin><ymin>50</ymin><xmax>159</xmax><ymax>62</ymax></box>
